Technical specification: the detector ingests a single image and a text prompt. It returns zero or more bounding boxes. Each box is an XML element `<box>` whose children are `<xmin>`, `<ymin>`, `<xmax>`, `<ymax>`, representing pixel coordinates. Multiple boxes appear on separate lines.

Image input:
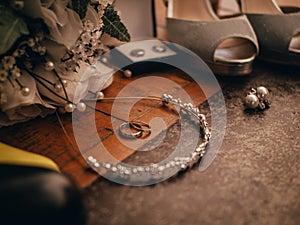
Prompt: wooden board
<box><xmin>0</xmin><ymin>68</ymin><xmax>220</xmax><ymax>187</ymax></box>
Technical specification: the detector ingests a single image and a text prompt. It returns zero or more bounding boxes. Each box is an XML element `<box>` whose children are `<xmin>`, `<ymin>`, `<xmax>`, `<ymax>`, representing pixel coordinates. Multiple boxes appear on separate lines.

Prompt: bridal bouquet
<box><xmin>0</xmin><ymin>0</ymin><xmax>130</xmax><ymax>126</ymax></box>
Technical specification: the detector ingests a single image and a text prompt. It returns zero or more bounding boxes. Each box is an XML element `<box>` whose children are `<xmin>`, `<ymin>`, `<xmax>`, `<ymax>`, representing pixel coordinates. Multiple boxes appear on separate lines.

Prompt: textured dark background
<box><xmin>84</xmin><ymin>61</ymin><xmax>300</xmax><ymax>225</ymax></box>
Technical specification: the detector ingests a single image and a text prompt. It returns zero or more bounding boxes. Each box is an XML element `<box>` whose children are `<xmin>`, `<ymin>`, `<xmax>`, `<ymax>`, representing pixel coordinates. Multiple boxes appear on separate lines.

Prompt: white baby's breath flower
<box><xmin>0</xmin><ymin>69</ymin><xmax>8</xmax><ymax>82</ymax></box>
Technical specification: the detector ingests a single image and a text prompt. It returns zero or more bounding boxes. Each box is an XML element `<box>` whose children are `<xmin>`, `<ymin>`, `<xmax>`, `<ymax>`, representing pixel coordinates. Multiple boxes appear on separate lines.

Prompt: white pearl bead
<box><xmin>101</xmin><ymin>57</ymin><xmax>108</xmax><ymax>64</ymax></box>
<box><xmin>61</xmin><ymin>79</ymin><xmax>68</xmax><ymax>87</ymax></box>
<box><xmin>244</xmin><ymin>94</ymin><xmax>259</xmax><ymax>109</ymax></box>
<box><xmin>77</xmin><ymin>102</ymin><xmax>86</xmax><ymax>112</ymax></box>
<box><xmin>198</xmin><ymin>114</ymin><xmax>206</xmax><ymax>121</ymax></box>
<box><xmin>12</xmin><ymin>71</ymin><xmax>21</xmax><ymax>79</ymax></box>
<box><xmin>96</xmin><ymin>91</ymin><xmax>104</xmax><ymax>100</ymax></box>
<box><xmin>54</xmin><ymin>83</ymin><xmax>62</xmax><ymax>92</ymax></box>
<box><xmin>123</xmin><ymin>70</ymin><xmax>132</xmax><ymax>78</ymax></box>
<box><xmin>65</xmin><ymin>103</ymin><xmax>74</xmax><ymax>113</ymax></box>
<box><xmin>256</xmin><ymin>86</ymin><xmax>269</xmax><ymax>100</ymax></box>
<box><xmin>45</xmin><ymin>61</ymin><xmax>55</xmax><ymax>71</ymax></box>
<box><xmin>21</xmin><ymin>87</ymin><xmax>30</xmax><ymax>96</ymax></box>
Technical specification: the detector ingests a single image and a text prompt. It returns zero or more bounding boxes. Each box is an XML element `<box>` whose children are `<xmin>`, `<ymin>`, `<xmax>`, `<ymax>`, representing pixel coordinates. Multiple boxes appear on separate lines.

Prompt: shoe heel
<box><xmin>207</xmin><ymin>60</ymin><xmax>254</xmax><ymax>76</ymax></box>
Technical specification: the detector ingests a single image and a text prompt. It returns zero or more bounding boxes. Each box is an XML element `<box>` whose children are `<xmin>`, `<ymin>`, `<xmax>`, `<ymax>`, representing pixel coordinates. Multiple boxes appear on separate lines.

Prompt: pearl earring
<box><xmin>244</xmin><ymin>86</ymin><xmax>270</xmax><ymax>110</ymax></box>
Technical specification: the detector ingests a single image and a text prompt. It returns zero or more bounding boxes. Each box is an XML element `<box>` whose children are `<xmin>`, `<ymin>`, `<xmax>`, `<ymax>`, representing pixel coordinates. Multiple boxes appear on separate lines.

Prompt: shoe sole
<box><xmin>259</xmin><ymin>49</ymin><xmax>300</xmax><ymax>66</ymax></box>
<box><xmin>206</xmin><ymin>60</ymin><xmax>254</xmax><ymax>76</ymax></box>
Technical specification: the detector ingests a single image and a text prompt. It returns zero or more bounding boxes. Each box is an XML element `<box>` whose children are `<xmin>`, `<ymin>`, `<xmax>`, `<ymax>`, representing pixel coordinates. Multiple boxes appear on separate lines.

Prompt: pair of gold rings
<box><xmin>119</xmin><ymin>120</ymin><xmax>151</xmax><ymax>139</ymax></box>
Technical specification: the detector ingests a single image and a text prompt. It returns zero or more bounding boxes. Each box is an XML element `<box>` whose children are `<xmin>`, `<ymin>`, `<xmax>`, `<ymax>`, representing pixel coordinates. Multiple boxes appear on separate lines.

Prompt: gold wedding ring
<box><xmin>118</xmin><ymin>120</ymin><xmax>151</xmax><ymax>139</ymax></box>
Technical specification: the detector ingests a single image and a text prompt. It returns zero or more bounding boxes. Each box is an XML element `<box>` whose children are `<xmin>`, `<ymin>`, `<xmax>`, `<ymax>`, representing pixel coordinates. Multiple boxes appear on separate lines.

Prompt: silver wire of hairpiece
<box><xmin>86</xmin><ymin>93</ymin><xmax>211</xmax><ymax>180</ymax></box>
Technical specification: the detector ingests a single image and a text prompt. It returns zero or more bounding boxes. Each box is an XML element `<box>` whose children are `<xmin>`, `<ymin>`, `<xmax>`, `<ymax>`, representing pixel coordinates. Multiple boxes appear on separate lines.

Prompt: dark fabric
<box><xmin>0</xmin><ymin>165</ymin><xmax>86</xmax><ymax>225</ymax></box>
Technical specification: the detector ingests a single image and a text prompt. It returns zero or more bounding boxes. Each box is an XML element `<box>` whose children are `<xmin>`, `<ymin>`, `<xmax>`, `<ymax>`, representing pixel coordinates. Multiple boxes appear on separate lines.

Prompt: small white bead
<box><xmin>124</xmin><ymin>170</ymin><xmax>131</xmax><ymax>175</ymax></box>
<box><xmin>61</xmin><ymin>79</ymin><xmax>68</xmax><ymax>87</ymax></box>
<box><xmin>198</xmin><ymin>114</ymin><xmax>206</xmax><ymax>121</ymax></box>
<box><xmin>77</xmin><ymin>102</ymin><xmax>86</xmax><ymax>112</ymax></box>
<box><xmin>54</xmin><ymin>83</ymin><xmax>62</xmax><ymax>92</ymax></box>
<box><xmin>191</xmin><ymin>152</ymin><xmax>199</xmax><ymax>159</ymax></box>
<box><xmin>137</xmin><ymin>167</ymin><xmax>144</xmax><ymax>172</ymax></box>
<box><xmin>101</xmin><ymin>57</ymin><xmax>108</xmax><ymax>63</ymax></box>
<box><xmin>195</xmin><ymin>147</ymin><xmax>201</xmax><ymax>152</ymax></box>
<box><xmin>12</xmin><ymin>72</ymin><xmax>21</xmax><ymax>79</ymax></box>
<box><xmin>94</xmin><ymin>163</ymin><xmax>100</xmax><ymax>168</ymax></box>
<box><xmin>65</xmin><ymin>103</ymin><xmax>74</xmax><ymax>113</ymax></box>
<box><xmin>87</xmin><ymin>156</ymin><xmax>94</xmax><ymax>162</ymax></box>
<box><xmin>105</xmin><ymin>163</ymin><xmax>111</xmax><ymax>169</ymax></box>
<box><xmin>21</xmin><ymin>87</ymin><xmax>30</xmax><ymax>96</ymax></box>
<box><xmin>158</xmin><ymin>166</ymin><xmax>165</xmax><ymax>172</ymax></box>
<box><xmin>244</xmin><ymin>94</ymin><xmax>259</xmax><ymax>109</ymax></box>
<box><xmin>96</xmin><ymin>91</ymin><xmax>104</xmax><ymax>100</ymax></box>
<box><xmin>181</xmin><ymin>164</ymin><xmax>187</xmax><ymax>170</ymax></box>
<box><xmin>123</xmin><ymin>69</ymin><xmax>132</xmax><ymax>78</ymax></box>
<box><xmin>45</xmin><ymin>61</ymin><xmax>55</xmax><ymax>71</ymax></box>
<box><xmin>256</xmin><ymin>86</ymin><xmax>269</xmax><ymax>100</ymax></box>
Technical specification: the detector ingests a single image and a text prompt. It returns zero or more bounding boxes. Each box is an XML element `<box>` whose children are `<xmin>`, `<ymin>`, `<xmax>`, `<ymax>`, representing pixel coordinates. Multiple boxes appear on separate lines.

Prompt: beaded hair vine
<box><xmin>57</xmin><ymin>93</ymin><xmax>211</xmax><ymax>181</ymax></box>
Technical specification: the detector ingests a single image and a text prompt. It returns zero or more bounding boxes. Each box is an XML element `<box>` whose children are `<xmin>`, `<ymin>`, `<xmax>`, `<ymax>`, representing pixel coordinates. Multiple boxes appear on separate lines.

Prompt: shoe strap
<box><xmin>167</xmin><ymin>15</ymin><xmax>259</xmax><ymax>61</ymax></box>
<box><xmin>247</xmin><ymin>13</ymin><xmax>300</xmax><ymax>53</ymax></box>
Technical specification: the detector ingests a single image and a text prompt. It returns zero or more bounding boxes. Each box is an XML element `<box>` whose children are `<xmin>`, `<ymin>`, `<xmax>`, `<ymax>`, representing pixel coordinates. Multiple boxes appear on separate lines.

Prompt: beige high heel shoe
<box><xmin>166</xmin><ymin>0</ymin><xmax>259</xmax><ymax>76</ymax></box>
<box><xmin>241</xmin><ymin>0</ymin><xmax>300</xmax><ymax>65</ymax></box>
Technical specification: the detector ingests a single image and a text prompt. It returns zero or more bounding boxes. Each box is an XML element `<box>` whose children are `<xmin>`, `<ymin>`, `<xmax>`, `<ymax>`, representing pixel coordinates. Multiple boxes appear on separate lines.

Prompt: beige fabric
<box><xmin>168</xmin><ymin>0</ymin><xmax>218</xmax><ymax>21</ymax></box>
<box><xmin>241</xmin><ymin>0</ymin><xmax>282</xmax><ymax>14</ymax></box>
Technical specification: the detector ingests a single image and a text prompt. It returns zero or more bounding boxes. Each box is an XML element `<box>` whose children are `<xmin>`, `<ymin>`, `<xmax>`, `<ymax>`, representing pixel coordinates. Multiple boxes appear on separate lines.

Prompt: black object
<box><xmin>0</xmin><ymin>165</ymin><xmax>86</xmax><ymax>225</ymax></box>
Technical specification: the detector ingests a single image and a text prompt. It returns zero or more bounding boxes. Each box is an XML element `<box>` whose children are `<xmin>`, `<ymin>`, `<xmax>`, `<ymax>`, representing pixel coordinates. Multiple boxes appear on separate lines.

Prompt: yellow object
<box><xmin>0</xmin><ymin>142</ymin><xmax>60</xmax><ymax>172</ymax></box>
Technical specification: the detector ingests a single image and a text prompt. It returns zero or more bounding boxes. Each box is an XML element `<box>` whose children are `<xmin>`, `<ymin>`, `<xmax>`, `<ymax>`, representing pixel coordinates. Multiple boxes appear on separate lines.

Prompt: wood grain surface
<box><xmin>0</xmin><ymin>68</ymin><xmax>219</xmax><ymax>187</ymax></box>
<box><xmin>0</xmin><ymin>1</ymin><xmax>220</xmax><ymax>188</ymax></box>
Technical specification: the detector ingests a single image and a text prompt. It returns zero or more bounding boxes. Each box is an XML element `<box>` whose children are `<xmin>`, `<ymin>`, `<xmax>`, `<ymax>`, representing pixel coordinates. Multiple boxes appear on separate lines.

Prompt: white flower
<box><xmin>21</xmin><ymin>0</ymin><xmax>83</xmax><ymax>49</ymax></box>
<box><xmin>0</xmin><ymin>69</ymin><xmax>8</xmax><ymax>82</ymax></box>
<box><xmin>0</xmin><ymin>0</ymin><xmax>119</xmax><ymax>126</ymax></box>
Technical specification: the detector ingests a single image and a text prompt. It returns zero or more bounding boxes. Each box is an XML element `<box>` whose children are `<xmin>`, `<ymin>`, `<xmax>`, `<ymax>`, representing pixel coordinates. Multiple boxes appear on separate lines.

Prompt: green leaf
<box><xmin>102</xmin><ymin>4</ymin><xmax>130</xmax><ymax>43</ymax></box>
<box><xmin>0</xmin><ymin>5</ymin><xmax>29</xmax><ymax>55</ymax></box>
<box><xmin>71</xmin><ymin>0</ymin><xmax>90</xmax><ymax>19</ymax></box>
